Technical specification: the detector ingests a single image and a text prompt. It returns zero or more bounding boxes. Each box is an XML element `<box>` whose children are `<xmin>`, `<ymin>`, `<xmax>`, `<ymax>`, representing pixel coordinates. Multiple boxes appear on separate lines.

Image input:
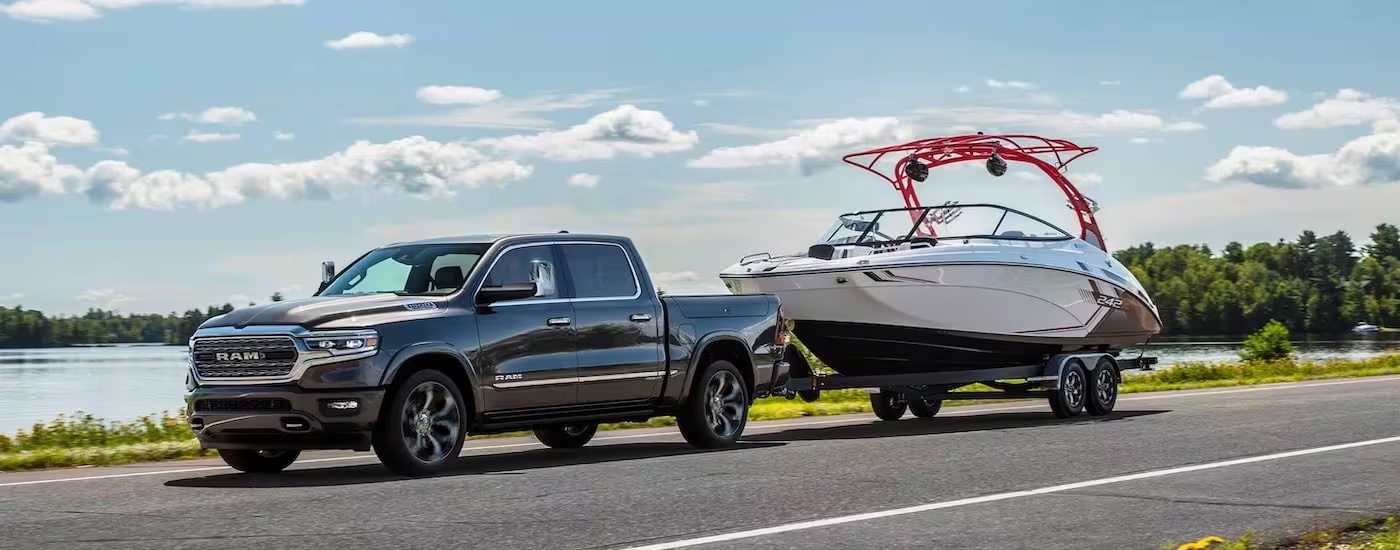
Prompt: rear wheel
<box><xmin>373</xmin><ymin>369</ymin><xmax>468</xmax><ymax>476</ymax></box>
<box><xmin>217</xmin><ymin>449</ymin><xmax>300</xmax><ymax>474</ymax></box>
<box><xmin>908</xmin><ymin>397</ymin><xmax>942</xmax><ymax>418</ymax></box>
<box><xmin>533</xmin><ymin>423</ymin><xmax>599</xmax><ymax>448</ymax></box>
<box><xmin>1049</xmin><ymin>359</ymin><xmax>1087</xmax><ymax>419</ymax></box>
<box><xmin>870</xmin><ymin>389</ymin><xmax>908</xmax><ymax>421</ymax></box>
<box><xmin>1084</xmin><ymin>356</ymin><xmax>1119</xmax><ymax>416</ymax></box>
<box><xmin>677</xmin><ymin>360</ymin><xmax>751</xmax><ymax>448</ymax></box>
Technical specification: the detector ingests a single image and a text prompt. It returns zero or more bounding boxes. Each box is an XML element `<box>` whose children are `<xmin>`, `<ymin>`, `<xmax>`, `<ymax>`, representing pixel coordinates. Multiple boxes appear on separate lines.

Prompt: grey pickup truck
<box><xmin>183</xmin><ymin>232</ymin><xmax>789</xmax><ymax>476</ymax></box>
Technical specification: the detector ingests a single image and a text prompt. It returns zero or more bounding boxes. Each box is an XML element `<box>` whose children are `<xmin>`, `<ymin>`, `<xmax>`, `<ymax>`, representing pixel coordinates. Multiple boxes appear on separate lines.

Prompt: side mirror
<box><xmin>476</xmin><ymin>282</ymin><xmax>538</xmax><ymax>306</ymax></box>
<box><xmin>316</xmin><ymin>261</ymin><xmax>336</xmax><ymax>294</ymax></box>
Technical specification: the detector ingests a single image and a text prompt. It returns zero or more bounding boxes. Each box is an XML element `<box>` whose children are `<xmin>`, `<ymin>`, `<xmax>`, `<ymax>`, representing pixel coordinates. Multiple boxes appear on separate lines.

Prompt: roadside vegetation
<box><xmin>1166</xmin><ymin>515</ymin><xmax>1400</xmax><ymax>549</ymax></box>
<box><xmin>4</xmin><ymin>321</ymin><xmax>1399</xmax><ymax>472</ymax></box>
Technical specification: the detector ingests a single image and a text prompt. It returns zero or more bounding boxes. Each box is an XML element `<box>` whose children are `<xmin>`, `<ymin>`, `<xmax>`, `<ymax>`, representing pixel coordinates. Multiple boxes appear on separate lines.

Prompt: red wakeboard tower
<box><xmin>840</xmin><ymin>132</ymin><xmax>1107</xmax><ymax>251</ymax></box>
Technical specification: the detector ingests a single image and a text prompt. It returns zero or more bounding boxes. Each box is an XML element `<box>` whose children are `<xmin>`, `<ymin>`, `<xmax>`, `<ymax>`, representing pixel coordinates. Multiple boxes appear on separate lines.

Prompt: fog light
<box><xmin>327</xmin><ymin>400</ymin><xmax>359</xmax><ymax>410</ymax></box>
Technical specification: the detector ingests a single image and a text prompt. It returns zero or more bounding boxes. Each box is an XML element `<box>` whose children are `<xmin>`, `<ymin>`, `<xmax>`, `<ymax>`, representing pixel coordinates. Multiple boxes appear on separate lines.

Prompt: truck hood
<box><xmin>199</xmin><ymin>293</ymin><xmax>449</xmax><ymax>330</ymax></box>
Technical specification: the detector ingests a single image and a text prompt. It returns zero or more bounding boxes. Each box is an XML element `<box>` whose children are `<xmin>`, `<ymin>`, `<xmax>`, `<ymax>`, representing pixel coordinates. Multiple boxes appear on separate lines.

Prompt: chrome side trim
<box><xmin>491</xmin><ymin>369</ymin><xmax>674</xmax><ymax>389</ymax></box>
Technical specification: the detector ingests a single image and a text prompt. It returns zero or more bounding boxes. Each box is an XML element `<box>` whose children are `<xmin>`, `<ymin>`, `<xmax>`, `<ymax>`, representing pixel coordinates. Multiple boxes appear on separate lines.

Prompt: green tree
<box><xmin>1240</xmin><ymin>319</ymin><xmax>1293</xmax><ymax>362</ymax></box>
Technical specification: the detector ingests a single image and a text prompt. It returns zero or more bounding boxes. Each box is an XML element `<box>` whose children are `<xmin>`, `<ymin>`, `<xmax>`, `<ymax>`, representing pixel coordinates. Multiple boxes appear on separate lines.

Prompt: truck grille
<box><xmin>191</xmin><ymin>336</ymin><xmax>299</xmax><ymax>379</ymax></box>
<box><xmin>193</xmin><ymin>397</ymin><xmax>293</xmax><ymax>412</ymax></box>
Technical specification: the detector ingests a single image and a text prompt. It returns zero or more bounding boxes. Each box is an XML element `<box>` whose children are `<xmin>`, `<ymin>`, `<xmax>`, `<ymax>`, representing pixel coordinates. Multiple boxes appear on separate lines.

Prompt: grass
<box><xmin>1165</xmin><ymin>515</ymin><xmax>1400</xmax><ymax>549</ymax></box>
<box><xmin>4</xmin><ymin>353</ymin><xmax>1400</xmax><ymax>473</ymax></box>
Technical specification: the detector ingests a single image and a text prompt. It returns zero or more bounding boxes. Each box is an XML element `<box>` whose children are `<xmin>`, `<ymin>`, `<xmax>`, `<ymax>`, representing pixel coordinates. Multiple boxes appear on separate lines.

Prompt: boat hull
<box><xmin>721</xmin><ymin>262</ymin><xmax>1162</xmax><ymax>376</ymax></box>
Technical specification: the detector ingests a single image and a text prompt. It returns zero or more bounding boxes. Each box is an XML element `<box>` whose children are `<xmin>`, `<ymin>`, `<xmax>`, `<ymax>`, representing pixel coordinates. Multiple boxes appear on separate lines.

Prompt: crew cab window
<box><xmin>561</xmin><ymin>244</ymin><xmax>638</xmax><ymax>299</ymax></box>
<box><xmin>482</xmin><ymin>245</ymin><xmax>558</xmax><ymax>299</ymax></box>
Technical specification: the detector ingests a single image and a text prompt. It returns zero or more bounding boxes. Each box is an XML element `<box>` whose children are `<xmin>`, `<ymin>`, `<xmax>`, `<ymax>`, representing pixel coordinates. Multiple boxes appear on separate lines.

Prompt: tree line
<box><xmin>0</xmin><ymin>293</ymin><xmax>282</xmax><ymax>349</ymax></box>
<box><xmin>2</xmin><ymin>224</ymin><xmax>1400</xmax><ymax>349</ymax></box>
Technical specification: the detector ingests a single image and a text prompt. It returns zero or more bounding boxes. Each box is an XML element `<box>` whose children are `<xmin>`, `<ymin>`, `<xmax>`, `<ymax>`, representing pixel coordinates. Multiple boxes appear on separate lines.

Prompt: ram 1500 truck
<box><xmin>183</xmin><ymin>232</ymin><xmax>789</xmax><ymax>476</ymax></box>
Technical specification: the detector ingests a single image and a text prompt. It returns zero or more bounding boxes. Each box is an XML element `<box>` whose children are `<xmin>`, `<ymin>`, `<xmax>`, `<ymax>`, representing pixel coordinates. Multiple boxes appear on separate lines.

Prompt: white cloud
<box><xmin>0</xmin><ymin>112</ymin><xmax>100</xmax><ymax>146</ymax></box>
<box><xmin>416</xmin><ymin>86</ymin><xmax>503</xmax><ymax>106</ymax></box>
<box><xmin>1099</xmin><ymin>80</ymin><xmax>1121</xmax><ymax>86</ymax></box>
<box><xmin>272</xmin><ymin>131</ymin><xmax>295</xmax><ymax>140</ymax></box>
<box><xmin>0</xmin><ymin>141</ymin><xmax>82</xmax><ymax>202</ymax></box>
<box><xmin>1205</xmin><ymin>124</ymin><xmax>1400</xmax><ymax>189</ymax></box>
<box><xmin>323</xmin><ymin>31</ymin><xmax>414</xmax><ymax>50</ymax></box>
<box><xmin>566</xmin><ymin>172</ymin><xmax>599</xmax><ymax>188</ymax></box>
<box><xmin>2</xmin><ymin>0</ymin><xmax>303</xmax><ymax>22</ymax></box>
<box><xmin>183</xmin><ymin>130</ymin><xmax>239</xmax><ymax>143</ymax></box>
<box><xmin>78</xmin><ymin>135</ymin><xmax>534</xmax><ymax>210</ymax></box>
<box><xmin>911</xmin><ymin>106</ymin><xmax>1204</xmax><ymax>137</ymax></box>
<box><xmin>954</xmin><ymin>85</ymin><xmax>971</xmax><ymax>93</ymax></box>
<box><xmin>692</xmin><ymin>99</ymin><xmax>710</xmax><ymax>107</ymax></box>
<box><xmin>1273</xmin><ymin>89</ymin><xmax>1400</xmax><ymax>130</ymax></box>
<box><xmin>1128</xmin><ymin>137</ymin><xmax>1158</xmax><ymax>144</ymax></box>
<box><xmin>1179</xmin><ymin>74</ymin><xmax>1288</xmax><ymax>109</ymax></box>
<box><xmin>0</xmin><ymin>293</ymin><xmax>23</xmax><ymax>305</ymax></box>
<box><xmin>687</xmin><ymin>116</ymin><xmax>915</xmax><ymax>174</ymax></box>
<box><xmin>693</xmin><ymin>122</ymin><xmax>798</xmax><ymax>139</ymax></box>
<box><xmin>349</xmin><ymin>88</ymin><xmax>637</xmax><ymax>130</ymax></box>
<box><xmin>158</xmin><ymin>106</ymin><xmax>257</xmax><ymax>125</ymax></box>
<box><xmin>75</xmin><ymin>288</ymin><xmax>136</xmax><ymax>310</ymax></box>
<box><xmin>987</xmin><ymin>79</ymin><xmax>1034</xmax><ymax>90</ymax></box>
<box><xmin>472</xmin><ymin>104</ymin><xmax>699</xmax><ymax>161</ymax></box>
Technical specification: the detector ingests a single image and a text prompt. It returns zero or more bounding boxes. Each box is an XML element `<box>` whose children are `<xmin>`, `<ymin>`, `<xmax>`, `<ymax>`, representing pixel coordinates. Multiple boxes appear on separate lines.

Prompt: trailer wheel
<box><xmin>1084</xmin><ymin>356</ymin><xmax>1119</xmax><ymax>416</ymax></box>
<box><xmin>1048</xmin><ymin>359</ymin><xmax>1087</xmax><ymax>419</ymax></box>
<box><xmin>909</xmin><ymin>397</ymin><xmax>942</xmax><ymax>418</ymax></box>
<box><xmin>870</xmin><ymin>389</ymin><xmax>908</xmax><ymax>421</ymax></box>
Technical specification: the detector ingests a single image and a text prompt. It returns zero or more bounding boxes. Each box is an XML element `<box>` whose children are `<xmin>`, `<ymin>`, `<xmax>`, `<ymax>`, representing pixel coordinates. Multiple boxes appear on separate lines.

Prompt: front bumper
<box><xmin>186</xmin><ymin>386</ymin><xmax>386</xmax><ymax>452</ymax></box>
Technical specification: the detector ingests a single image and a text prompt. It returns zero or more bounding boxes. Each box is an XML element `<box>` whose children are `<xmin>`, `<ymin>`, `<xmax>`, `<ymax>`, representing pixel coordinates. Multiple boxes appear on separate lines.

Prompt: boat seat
<box><xmin>999</xmin><ymin>230</ymin><xmax>1027</xmax><ymax>237</ymax></box>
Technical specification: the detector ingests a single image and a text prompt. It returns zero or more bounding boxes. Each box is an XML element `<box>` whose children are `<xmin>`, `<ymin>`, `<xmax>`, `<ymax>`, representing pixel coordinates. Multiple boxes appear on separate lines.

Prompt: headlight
<box><xmin>304</xmin><ymin>331</ymin><xmax>380</xmax><ymax>356</ymax></box>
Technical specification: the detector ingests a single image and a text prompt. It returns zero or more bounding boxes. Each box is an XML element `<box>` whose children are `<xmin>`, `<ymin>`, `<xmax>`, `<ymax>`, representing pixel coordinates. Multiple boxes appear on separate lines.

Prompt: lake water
<box><xmin>3</xmin><ymin>334</ymin><xmax>1399</xmax><ymax>436</ymax></box>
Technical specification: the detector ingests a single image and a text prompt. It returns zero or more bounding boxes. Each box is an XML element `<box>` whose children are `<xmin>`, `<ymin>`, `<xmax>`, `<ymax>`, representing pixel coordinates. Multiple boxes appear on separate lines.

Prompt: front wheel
<box><xmin>677</xmin><ymin>360</ymin><xmax>750</xmax><ymax>448</ymax></box>
<box><xmin>373</xmin><ymin>369</ymin><xmax>468</xmax><ymax>477</ymax></box>
<box><xmin>533</xmin><ymin>423</ymin><xmax>599</xmax><ymax>448</ymax></box>
<box><xmin>217</xmin><ymin>449</ymin><xmax>300</xmax><ymax>474</ymax></box>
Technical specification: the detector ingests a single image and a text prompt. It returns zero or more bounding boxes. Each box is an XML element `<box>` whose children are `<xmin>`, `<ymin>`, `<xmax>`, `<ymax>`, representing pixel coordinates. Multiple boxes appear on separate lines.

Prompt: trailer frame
<box><xmin>773</xmin><ymin>349</ymin><xmax>1158</xmax><ymax>420</ymax></box>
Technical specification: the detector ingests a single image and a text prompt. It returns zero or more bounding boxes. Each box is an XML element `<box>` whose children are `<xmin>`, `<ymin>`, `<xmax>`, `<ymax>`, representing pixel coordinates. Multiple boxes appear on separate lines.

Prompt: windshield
<box><xmin>819</xmin><ymin>204</ymin><xmax>1073</xmax><ymax>245</ymax></box>
<box><xmin>320</xmin><ymin>243</ymin><xmax>490</xmax><ymax>297</ymax></box>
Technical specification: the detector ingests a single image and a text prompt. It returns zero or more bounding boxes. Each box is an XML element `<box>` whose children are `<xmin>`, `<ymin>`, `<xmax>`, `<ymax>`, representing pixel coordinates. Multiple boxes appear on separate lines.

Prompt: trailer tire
<box><xmin>1084</xmin><ymin>356</ymin><xmax>1119</xmax><ymax>416</ymax></box>
<box><xmin>870</xmin><ymin>389</ymin><xmax>908</xmax><ymax>421</ymax></box>
<box><xmin>532</xmin><ymin>423</ymin><xmax>599</xmax><ymax>448</ymax></box>
<box><xmin>1048</xmin><ymin>359</ymin><xmax>1087</xmax><ymax>419</ymax></box>
<box><xmin>909</xmin><ymin>397</ymin><xmax>942</xmax><ymax>418</ymax></box>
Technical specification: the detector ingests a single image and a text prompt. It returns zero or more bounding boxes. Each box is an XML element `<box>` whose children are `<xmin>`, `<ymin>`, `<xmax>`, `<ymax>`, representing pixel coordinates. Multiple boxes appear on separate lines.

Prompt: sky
<box><xmin>4</xmin><ymin>0</ymin><xmax>1400</xmax><ymax>316</ymax></box>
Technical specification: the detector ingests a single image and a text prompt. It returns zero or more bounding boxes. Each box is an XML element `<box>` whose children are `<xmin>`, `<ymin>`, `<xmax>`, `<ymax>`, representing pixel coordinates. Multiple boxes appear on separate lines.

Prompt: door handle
<box><xmin>629</xmin><ymin>313</ymin><xmax>652</xmax><ymax>322</ymax></box>
<box><xmin>547</xmin><ymin>317</ymin><xmax>572</xmax><ymax>326</ymax></box>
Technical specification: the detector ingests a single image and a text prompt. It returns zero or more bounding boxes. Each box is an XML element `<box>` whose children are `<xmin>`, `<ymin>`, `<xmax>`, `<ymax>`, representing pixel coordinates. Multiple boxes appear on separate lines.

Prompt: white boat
<box><xmin>1354</xmin><ymin>322</ymin><xmax>1380</xmax><ymax>333</ymax></box>
<box><xmin>718</xmin><ymin>132</ymin><xmax>1163</xmax><ymax>377</ymax></box>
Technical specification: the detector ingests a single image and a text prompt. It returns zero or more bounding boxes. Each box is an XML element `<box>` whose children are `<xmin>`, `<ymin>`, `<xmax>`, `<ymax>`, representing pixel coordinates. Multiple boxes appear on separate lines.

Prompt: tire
<box><xmin>1084</xmin><ymin>356</ymin><xmax>1119</xmax><ymax>416</ymax></box>
<box><xmin>908</xmin><ymin>397</ymin><xmax>942</xmax><ymax>418</ymax></box>
<box><xmin>533</xmin><ymin>423</ymin><xmax>599</xmax><ymax>448</ymax></box>
<box><xmin>217</xmin><ymin>449</ymin><xmax>300</xmax><ymax>474</ymax></box>
<box><xmin>1049</xmin><ymin>359</ymin><xmax>1087</xmax><ymax>419</ymax></box>
<box><xmin>373</xmin><ymin>369</ymin><xmax>468</xmax><ymax>476</ymax></box>
<box><xmin>870</xmin><ymin>389</ymin><xmax>908</xmax><ymax>421</ymax></box>
<box><xmin>677</xmin><ymin>360</ymin><xmax>751</xmax><ymax>449</ymax></box>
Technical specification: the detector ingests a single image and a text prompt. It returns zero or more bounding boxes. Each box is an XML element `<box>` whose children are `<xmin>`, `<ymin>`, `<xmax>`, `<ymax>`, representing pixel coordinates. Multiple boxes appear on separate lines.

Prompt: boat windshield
<box><xmin>818</xmin><ymin>204</ymin><xmax>1074</xmax><ymax>245</ymax></box>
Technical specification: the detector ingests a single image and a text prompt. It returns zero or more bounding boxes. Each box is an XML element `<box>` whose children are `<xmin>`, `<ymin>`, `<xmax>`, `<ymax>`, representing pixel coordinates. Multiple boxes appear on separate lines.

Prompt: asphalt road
<box><xmin>3</xmin><ymin>376</ymin><xmax>1400</xmax><ymax>550</ymax></box>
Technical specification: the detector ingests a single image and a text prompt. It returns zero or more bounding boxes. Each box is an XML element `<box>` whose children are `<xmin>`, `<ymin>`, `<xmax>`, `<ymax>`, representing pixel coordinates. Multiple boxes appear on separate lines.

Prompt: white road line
<box><xmin>1</xmin><ymin>375</ymin><xmax>1395</xmax><ymax>488</ymax></box>
<box><xmin>618</xmin><ymin>434</ymin><xmax>1400</xmax><ymax>550</ymax></box>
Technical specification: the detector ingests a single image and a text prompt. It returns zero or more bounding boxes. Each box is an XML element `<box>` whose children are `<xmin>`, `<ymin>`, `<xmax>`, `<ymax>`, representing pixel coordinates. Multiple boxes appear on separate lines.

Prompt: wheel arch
<box><xmin>380</xmin><ymin>343</ymin><xmax>481</xmax><ymax>415</ymax></box>
<box><xmin>680</xmin><ymin>332</ymin><xmax>756</xmax><ymax>403</ymax></box>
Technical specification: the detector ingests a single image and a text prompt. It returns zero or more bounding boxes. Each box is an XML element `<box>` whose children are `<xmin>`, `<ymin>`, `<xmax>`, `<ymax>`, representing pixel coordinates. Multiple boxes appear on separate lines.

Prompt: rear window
<box><xmin>561</xmin><ymin>243</ymin><xmax>638</xmax><ymax>299</ymax></box>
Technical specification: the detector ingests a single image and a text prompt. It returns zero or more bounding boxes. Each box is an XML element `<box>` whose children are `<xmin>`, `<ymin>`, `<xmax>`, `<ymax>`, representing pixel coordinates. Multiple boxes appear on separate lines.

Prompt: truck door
<box><xmin>558</xmin><ymin>241</ymin><xmax>665</xmax><ymax>405</ymax></box>
<box><xmin>474</xmin><ymin>243</ymin><xmax>578</xmax><ymax>412</ymax></box>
